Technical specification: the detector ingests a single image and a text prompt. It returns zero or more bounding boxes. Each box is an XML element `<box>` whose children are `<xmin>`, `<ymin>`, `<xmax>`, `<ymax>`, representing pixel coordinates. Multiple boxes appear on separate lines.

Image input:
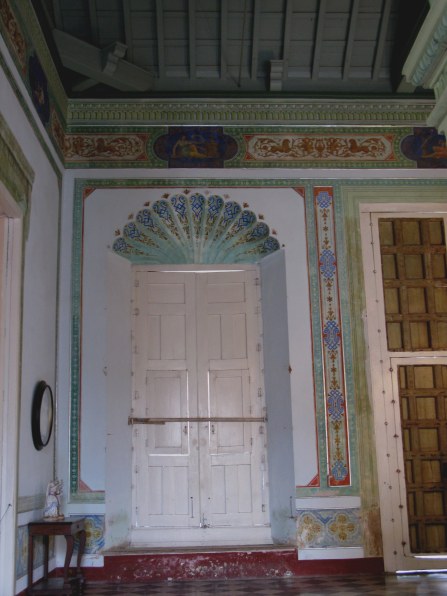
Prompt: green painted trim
<box><xmin>66</xmin><ymin>98</ymin><xmax>435</xmax><ymax>126</ymax></box>
<box><xmin>0</xmin><ymin>111</ymin><xmax>34</xmax><ymax>213</ymax></box>
<box><xmin>0</xmin><ymin>50</ymin><xmax>63</xmax><ymax>180</ymax></box>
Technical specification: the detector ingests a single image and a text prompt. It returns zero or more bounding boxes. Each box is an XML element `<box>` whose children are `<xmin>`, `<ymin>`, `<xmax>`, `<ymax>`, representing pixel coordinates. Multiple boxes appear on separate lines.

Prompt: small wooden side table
<box><xmin>27</xmin><ymin>516</ymin><xmax>86</xmax><ymax>595</ymax></box>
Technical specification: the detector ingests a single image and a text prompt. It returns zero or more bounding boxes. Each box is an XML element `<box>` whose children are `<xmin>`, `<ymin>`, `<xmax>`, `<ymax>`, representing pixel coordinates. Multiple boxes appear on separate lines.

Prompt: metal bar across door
<box><xmin>128</xmin><ymin>416</ymin><xmax>267</xmax><ymax>425</ymax></box>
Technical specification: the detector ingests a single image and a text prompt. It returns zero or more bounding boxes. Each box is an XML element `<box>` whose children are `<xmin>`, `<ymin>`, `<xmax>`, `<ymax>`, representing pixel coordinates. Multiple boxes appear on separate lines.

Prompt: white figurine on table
<box><xmin>43</xmin><ymin>479</ymin><xmax>64</xmax><ymax>519</ymax></box>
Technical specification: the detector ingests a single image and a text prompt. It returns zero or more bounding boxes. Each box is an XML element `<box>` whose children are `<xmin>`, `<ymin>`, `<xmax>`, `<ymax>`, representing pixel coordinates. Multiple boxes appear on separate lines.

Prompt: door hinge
<box><xmin>255</xmin><ymin>277</ymin><xmax>260</xmax><ymax>286</ymax></box>
<box><xmin>134</xmin><ymin>278</ymin><xmax>140</xmax><ymax>287</ymax></box>
<box><xmin>258</xmin><ymin>387</ymin><xmax>263</xmax><ymax>397</ymax></box>
<box><xmin>256</xmin><ymin>343</ymin><xmax>262</xmax><ymax>352</ymax></box>
<box><xmin>262</xmin><ymin>504</ymin><xmax>266</xmax><ymax>512</ymax></box>
<box><xmin>134</xmin><ymin>465</ymin><xmax>139</xmax><ymax>474</ymax></box>
<box><xmin>133</xmin><ymin>307</ymin><xmax>140</xmax><ymax>316</ymax></box>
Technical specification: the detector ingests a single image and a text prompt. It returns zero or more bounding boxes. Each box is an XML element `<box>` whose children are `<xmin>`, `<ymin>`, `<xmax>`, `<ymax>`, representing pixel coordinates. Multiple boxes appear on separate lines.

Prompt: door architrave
<box><xmin>0</xmin><ymin>183</ymin><xmax>23</xmax><ymax>594</ymax></box>
<box><xmin>360</xmin><ymin>203</ymin><xmax>447</xmax><ymax>572</ymax></box>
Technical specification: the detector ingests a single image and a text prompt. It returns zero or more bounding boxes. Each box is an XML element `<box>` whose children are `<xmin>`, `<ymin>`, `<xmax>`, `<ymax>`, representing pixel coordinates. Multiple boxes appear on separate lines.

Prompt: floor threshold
<box><xmin>103</xmin><ymin>544</ymin><xmax>295</xmax><ymax>555</ymax></box>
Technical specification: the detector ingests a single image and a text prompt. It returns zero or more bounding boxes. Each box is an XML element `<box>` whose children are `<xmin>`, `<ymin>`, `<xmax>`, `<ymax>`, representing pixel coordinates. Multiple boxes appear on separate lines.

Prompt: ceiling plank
<box><xmin>51</xmin><ymin>0</ymin><xmax>63</xmax><ymax>29</ymax></box>
<box><xmin>155</xmin><ymin>0</ymin><xmax>165</xmax><ymax>78</ymax></box>
<box><xmin>87</xmin><ymin>0</ymin><xmax>100</xmax><ymax>46</ymax></box>
<box><xmin>343</xmin><ymin>0</ymin><xmax>360</xmax><ymax>81</ymax></box>
<box><xmin>251</xmin><ymin>0</ymin><xmax>261</xmax><ymax>80</ymax></box>
<box><xmin>372</xmin><ymin>0</ymin><xmax>393</xmax><ymax>81</ymax></box>
<box><xmin>238</xmin><ymin>0</ymin><xmax>249</xmax><ymax>87</ymax></box>
<box><xmin>189</xmin><ymin>0</ymin><xmax>197</xmax><ymax>79</ymax></box>
<box><xmin>282</xmin><ymin>0</ymin><xmax>293</xmax><ymax>79</ymax></box>
<box><xmin>121</xmin><ymin>0</ymin><xmax>134</xmax><ymax>62</ymax></box>
<box><xmin>220</xmin><ymin>0</ymin><xmax>228</xmax><ymax>79</ymax></box>
<box><xmin>312</xmin><ymin>0</ymin><xmax>327</xmax><ymax>80</ymax></box>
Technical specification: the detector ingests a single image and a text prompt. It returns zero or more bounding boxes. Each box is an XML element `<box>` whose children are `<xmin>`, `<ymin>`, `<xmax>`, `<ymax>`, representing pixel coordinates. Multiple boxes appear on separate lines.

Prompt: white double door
<box><xmin>130</xmin><ymin>267</ymin><xmax>270</xmax><ymax>546</ymax></box>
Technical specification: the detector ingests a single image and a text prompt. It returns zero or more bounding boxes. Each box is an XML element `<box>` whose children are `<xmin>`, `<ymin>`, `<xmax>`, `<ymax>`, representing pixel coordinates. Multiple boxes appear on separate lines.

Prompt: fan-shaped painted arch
<box><xmin>112</xmin><ymin>192</ymin><xmax>280</xmax><ymax>264</ymax></box>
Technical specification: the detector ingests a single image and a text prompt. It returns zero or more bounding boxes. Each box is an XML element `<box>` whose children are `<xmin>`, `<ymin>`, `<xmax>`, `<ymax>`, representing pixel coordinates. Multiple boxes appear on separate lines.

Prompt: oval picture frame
<box><xmin>31</xmin><ymin>380</ymin><xmax>54</xmax><ymax>450</ymax></box>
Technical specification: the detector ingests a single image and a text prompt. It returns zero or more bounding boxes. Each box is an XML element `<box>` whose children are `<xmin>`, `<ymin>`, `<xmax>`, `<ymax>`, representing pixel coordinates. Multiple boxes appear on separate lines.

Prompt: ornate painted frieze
<box><xmin>0</xmin><ymin>0</ymin><xmax>26</xmax><ymax>71</ymax></box>
<box><xmin>314</xmin><ymin>187</ymin><xmax>350</xmax><ymax>487</ymax></box>
<box><xmin>154</xmin><ymin>127</ymin><xmax>238</xmax><ymax>167</ymax></box>
<box><xmin>401</xmin><ymin>127</ymin><xmax>447</xmax><ymax>167</ymax></box>
<box><xmin>113</xmin><ymin>191</ymin><xmax>279</xmax><ymax>263</ymax></box>
<box><xmin>244</xmin><ymin>133</ymin><xmax>396</xmax><ymax>163</ymax></box>
<box><xmin>296</xmin><ymin>509</ymin><xmax>362</xmax><ymax>548</ymax></box>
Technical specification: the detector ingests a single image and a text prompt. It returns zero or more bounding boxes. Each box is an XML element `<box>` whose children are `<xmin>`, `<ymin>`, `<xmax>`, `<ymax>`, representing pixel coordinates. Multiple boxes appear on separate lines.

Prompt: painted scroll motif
<box><xmin>244</xmin><ymin>133</ymin><xmax>395</xmax><ymax>162</ymax></box>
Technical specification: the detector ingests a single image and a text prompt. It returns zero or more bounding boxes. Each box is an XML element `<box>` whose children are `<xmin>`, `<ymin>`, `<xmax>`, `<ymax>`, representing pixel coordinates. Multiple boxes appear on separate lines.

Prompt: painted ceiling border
<box><xmin>66</xmin><ymin>99</ymin><xmax>435</xmax><ymax>127</ymax></box>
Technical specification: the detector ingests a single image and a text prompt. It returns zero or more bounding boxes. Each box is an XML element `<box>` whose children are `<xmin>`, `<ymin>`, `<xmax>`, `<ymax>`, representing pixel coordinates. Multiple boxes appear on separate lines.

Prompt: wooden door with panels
<box><xmin>363</xmin><ymin>211</ymin><xmax>447</xmax><ymax>571</ymax></box>
<box><xmin>130</xmin><ymin>267</ymin><xmax>270</xmax><ymax>546</ymax></box>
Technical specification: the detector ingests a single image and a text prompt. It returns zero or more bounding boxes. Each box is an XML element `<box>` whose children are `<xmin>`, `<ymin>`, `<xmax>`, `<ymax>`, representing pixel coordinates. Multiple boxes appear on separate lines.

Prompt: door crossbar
<box><xmin>128</xmin><ymin>416</ymin><xmax>267</xmax><ymax>425</ymax></box>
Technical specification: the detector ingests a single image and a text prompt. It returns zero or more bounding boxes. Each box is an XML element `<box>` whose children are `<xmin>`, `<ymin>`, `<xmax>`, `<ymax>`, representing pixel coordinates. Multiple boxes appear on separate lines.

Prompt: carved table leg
<box><xmin>76</xmin><ymin>529</ymin><xmax>86</xmax><ymax>576</ymax></box>
<box><xmin>63</xmin><ymin>535</ymin><xmax>75</xmax><ymax>584</ymax></box>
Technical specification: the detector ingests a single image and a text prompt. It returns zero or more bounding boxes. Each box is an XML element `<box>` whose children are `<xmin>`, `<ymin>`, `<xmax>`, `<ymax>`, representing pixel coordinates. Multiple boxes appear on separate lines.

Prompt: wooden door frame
<box><xmin>0</xmin><ymin>186</ymin><xmax>23</xmax><ymax>594</ymax></box>
<box><xmin>129</xmin><ymin>264</ymin><xmax>272</xmax><ymax>546</ymax></box>
<box><xmin>360</xmin><ymin>203</ymin><xmax>447</xmax><ymax>572</ymax></box>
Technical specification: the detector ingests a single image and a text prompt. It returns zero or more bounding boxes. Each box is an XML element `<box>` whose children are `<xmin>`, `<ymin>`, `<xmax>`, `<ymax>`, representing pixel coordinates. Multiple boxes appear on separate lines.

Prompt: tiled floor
<box><xmin>79</xmin><ymin>573</ymin><xmax>447</xmax><ymax>595</ymax></box>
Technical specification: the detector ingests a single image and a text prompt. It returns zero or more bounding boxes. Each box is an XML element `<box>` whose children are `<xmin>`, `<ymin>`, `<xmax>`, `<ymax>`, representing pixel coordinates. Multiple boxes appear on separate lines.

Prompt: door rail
<box><xmin>128</xmin><ymin>416</ymin><xmax>267</xmax><ymax>425</ymax></box>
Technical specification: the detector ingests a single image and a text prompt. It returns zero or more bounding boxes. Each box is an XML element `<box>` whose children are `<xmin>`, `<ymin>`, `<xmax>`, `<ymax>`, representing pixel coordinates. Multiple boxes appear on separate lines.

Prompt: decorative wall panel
<box><xmin>296</xmin><ymin>509</ymin><xmax>362</xmax><ymax>548</ymax></box>
<box><xmin>314</xmin><ymin>187</ymin><xmax>350</xmax><ymax>487</ymax></box>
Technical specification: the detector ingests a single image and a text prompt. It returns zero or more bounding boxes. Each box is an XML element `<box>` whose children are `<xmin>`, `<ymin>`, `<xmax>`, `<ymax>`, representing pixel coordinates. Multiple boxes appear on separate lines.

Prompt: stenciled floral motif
<box><xmin>0</xmin><ymin>0</ymin><xmax>26</xmax><ymax>69</ymax></box>
<box><xmin>113</xmin><ymin>192</ymin><xmax>280</xmax><ymax>264</ymax></box>
<box><xmin>297</xmin><ymin>509</ymin><xmax>361</xmax><ymax>548</ymax></box>
<box><xmin>297</xmin><ymin>513</ymin><xmax>324</xmax><ymax>547</ymax></box>
<box><xmin>315</xmin><ymin>187</ymin><xmax>350</xmax><ymax>486</ymax></box>
<box><xmin>63</xmin><ymin>133</ymin><xmax>149</xmax><ymax>162</ymax></box>
<box><xmin>245</xmin><ymin>134</ymin><xmax>395</xmax><ymax>162</ymax></box>
<box><xmin>74</xmin><ymin>515</ymin><xmax>105</xmax><ymax>554</ymax></box>
<box><xmin>328</xmin><ymin>513</ymin><xmax>357</xmax><ymax>542</ymax></box>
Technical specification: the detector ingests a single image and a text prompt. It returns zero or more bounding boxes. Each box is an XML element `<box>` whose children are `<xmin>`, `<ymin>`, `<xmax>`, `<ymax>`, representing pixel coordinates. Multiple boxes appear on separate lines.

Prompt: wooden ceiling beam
<box><xmin>87</xmin><ymin>0</ymin><xmax>99</xmax><ymax>46</ymax></box>
<box><xmin>282</xmin><ymin>0</ymin><xmax>293</xmax><ymax>78</ymax></box>
<box><xmin>343</xmin><ymin>0</ymin><xmax>360</xmax><ymax>80</ymax></box>
<box><xmin>372</xmin><ymin>0</ymin><xmax>393</xmax><ymax>80</ymax></box>
<box><xmin>155</xmin><ymin>0</ymin><xmax>165</xmax><ymax>78</ymax></box>
<box><xmin>122</xmin><ymin>0</ymin><xmax>134</xmax><ymax>62</ymax></box>
<box><xmin>312</xmin><ymin>0</ymin><xmax>327</xmax><ymax>80</ymax></box>
<box><xmin>251</xmin><ymin>0</ymin><xmax>260</xmax><ymax>79</ymax></box>
<box><xmin>51</xmin><ymin>0</ymin><xmax>63</xmax><ymax>29</ymax></box>
<box><xmin>189</xmin><ymin>0</ymin><xmax>197</xmax><ymax>79</ymax></box>
<box><xmin>220</xmin><ymin>0</ymin><xmax>228</xmax><ymax>79</ymax></box>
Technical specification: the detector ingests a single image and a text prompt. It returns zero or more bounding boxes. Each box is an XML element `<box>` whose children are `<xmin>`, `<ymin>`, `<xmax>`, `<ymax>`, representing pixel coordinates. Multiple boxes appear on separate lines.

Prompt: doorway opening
<box><xmin>130</xmin><ymin>266</ymin><xmax>271</xmax><ymax>546</ymax></box>
<box><xmin>0</xmin><ymin>196</ymin><xmax>23</xmax><ymax>593</ymax></box>
<box><xmin>361</xmin><ymin>206</ymin><xmax>447</xmax><ymax>571</ymax></box>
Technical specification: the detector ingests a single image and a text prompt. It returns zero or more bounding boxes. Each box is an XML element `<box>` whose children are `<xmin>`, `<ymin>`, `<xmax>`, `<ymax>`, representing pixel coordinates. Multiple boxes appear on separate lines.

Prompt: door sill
<box><xmin>130</xmin><ymin>525</ymin><xmax>273</xmax><ymax>548</ymax></box>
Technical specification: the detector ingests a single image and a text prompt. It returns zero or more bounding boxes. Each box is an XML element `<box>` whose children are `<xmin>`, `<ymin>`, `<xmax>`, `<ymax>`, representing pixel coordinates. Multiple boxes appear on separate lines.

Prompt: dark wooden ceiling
<box><xmin>33</xmin><ymin>0</ymin><xmax>430</xmax><ymax>99</ymax></box>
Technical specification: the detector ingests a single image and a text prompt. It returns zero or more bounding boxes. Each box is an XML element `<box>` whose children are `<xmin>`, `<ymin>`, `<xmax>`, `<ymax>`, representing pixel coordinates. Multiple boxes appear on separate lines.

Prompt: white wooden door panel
<box><xmin>132</xmin><ymin>267</ymin><xmax>270</xmax><ymax>544</ymax></box>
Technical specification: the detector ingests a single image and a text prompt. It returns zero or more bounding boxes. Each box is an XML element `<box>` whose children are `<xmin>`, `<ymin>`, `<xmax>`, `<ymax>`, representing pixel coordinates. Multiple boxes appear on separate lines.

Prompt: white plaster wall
<box><xmin>0</xmin><ymin>54</ymin><xmax>61</xmax><ymax>501</ymax></box>
<box><xmin>73</xmin><ymin>184</ymin><xmax>316</xmax><ymax>495</ymax></box>
<box><xmin>61</xmin><ymin>178</ymin><xmax>317</xmax><ymax>502</ymax></box>
<box><xmin>58</xmin><ymin>167</ymin><xmax>447</xmax><ymax>523</ymax></box>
